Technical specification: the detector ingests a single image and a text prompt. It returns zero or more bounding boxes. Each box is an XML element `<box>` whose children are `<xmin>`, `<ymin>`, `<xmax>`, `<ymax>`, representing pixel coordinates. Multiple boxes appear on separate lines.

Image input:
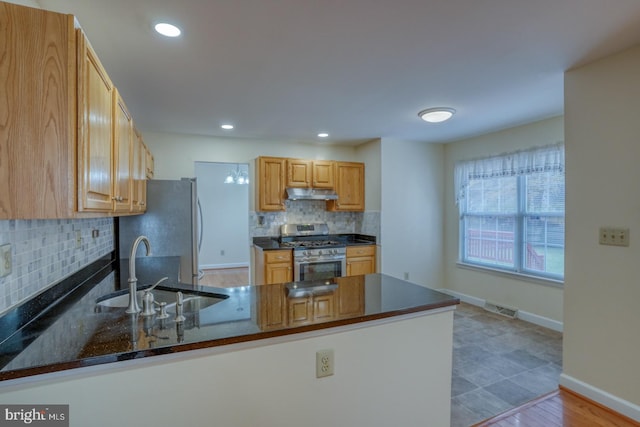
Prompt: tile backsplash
<box><xmin>249</xmin><ymin>200</ymin><xmax>381</xmax><ymax>241</ymax></box>
<box><xmin>0</xmin><ymin>218</ymin><xmax>114</xmax><ymax>315</ymax></box>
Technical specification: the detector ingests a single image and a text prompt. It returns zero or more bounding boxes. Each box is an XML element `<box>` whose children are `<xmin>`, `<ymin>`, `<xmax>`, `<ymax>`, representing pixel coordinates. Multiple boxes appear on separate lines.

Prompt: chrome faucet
<box><xmin>126</xmin><ymin>236</ymin><xmax>151</xmax><ymax>314</ymax></box>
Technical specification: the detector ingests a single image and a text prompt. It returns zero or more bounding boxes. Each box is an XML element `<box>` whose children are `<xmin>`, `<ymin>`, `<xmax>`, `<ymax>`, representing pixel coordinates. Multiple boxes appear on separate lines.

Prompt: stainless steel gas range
<box><xmin>280</xmin><ymin>224</ymin><xmax>346</xmax><ymax>282</ymax></box>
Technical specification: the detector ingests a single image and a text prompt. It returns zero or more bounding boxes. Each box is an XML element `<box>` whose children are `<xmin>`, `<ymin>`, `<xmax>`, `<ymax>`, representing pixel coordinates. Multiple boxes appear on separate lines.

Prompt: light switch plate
<box><xmin>599</xmin><ymin>227</ymin><xmax>630</xmax><ymax>247</ymax></box>
<box><xmin>0</xmin><ymin>244</ymin><xmax>12</xmax><ymax>277</ymax></box>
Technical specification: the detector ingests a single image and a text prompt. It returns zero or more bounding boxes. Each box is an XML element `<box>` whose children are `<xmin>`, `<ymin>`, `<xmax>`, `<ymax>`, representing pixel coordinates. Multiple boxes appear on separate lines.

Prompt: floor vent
<box><xmin>483</xmin><ymin>301</ymin><xmax>518</xmax><ymax>319</ymax></box>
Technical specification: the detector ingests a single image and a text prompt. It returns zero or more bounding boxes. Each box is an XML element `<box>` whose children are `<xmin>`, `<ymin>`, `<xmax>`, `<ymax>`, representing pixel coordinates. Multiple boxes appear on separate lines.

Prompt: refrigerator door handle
<box><xmin>197</xmin><ymin>197</ymin><xmax>204</xmax><ymax>253</ymax></box>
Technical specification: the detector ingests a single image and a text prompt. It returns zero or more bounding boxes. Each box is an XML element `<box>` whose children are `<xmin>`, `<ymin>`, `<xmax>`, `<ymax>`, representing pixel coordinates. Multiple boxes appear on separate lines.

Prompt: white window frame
<box><xmin>455</xmin><ymin>143</ymin><xmax>564</xmax><ymax>282</ymax></box>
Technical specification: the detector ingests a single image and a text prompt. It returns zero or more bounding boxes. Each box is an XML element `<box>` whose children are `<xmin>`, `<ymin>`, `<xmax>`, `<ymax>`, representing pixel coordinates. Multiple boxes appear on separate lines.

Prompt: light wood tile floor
<box><xmin>473</xmin><ymin>387</ymin><xmax>640</xmax><ymax>427</ymax></box>
<box><xmin>199</xmin><ymin>268</ymin><xmax>249</xmax><ymax>288</ymax></box>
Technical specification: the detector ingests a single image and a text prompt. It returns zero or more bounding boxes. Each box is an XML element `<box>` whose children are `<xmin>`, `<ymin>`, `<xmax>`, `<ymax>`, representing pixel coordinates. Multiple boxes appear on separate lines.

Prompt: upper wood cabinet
<box><xmin>0</xmin><ymin>3</ymin><xmax>151</xmax><ymax>219</ymax></box>
<box><xmin>327</xmin><ymin>161</ymin><xmax>365</xmax><ymax>212</ymax></box>
<box><xmin>286</xmin><ymin>159</ymin><xmax>335</xmax><ymax>189</ymax></box>
<box><xmin>286</xmin><ymin>159</ymin><xmax>312</xmax><ymax>188</ymax></box>
<box><xmin>256</xmin><ymin>157</ymin><xmax>286</xmax><ymax>211</ymax></box>
<box><xmin>0</xmin><ymin>3</ymin><xmax>77</xmax><ymax>219</ymax></box>
<box><xmin>312</xmin><ymin>160</ymin><xmax>335</xmax><ymax>188</ymax></box>
<box><xmin>131</xmin><ymin>129</ymin><xmax>147</xmax><ymax>213</ymax></box>
<box><xmin>77</xmin><ymin>29</ymin><xmax>115</xmax><ymax>212</ymax></box>
<box><xmin>257</xmin><ymin>156</ymin><xmax>360</xmax><ymax>212</ymax></box>
<box><xmin>112</xmin><ymin>90</ymin><xmax>132</xmax><ymax>213</ymax></box>
<box><xmin>144</xmin><ymin>142</ymin><xmax>155</xmax><ymax>179</ymax></box>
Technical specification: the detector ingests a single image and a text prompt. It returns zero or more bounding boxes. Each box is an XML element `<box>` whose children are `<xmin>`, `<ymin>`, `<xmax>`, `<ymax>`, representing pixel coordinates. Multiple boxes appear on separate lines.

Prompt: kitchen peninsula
<box><xmin>0</xmin><ymin>256</ymin><xmax>458</xmax><ymax>427</ymax></box>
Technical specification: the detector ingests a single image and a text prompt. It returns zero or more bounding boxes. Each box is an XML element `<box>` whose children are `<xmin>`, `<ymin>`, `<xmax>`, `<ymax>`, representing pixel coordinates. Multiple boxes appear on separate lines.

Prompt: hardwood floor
<box><xmin>473</xmin><ymin>387</ymin><xmax>640</xmax><ymax>427</ymax></box>
<box><xmin>199</xmin><ymin>267</ymin><xmax>249</xmax><ymax>287</ymax></box>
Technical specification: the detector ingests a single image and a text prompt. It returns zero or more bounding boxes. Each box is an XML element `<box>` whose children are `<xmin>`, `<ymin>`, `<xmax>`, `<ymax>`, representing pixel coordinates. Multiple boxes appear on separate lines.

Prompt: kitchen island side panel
<box><xmin>0</xmin><ymin>310</ymin><xmax>454</xmax><ymax>427</ymax></box>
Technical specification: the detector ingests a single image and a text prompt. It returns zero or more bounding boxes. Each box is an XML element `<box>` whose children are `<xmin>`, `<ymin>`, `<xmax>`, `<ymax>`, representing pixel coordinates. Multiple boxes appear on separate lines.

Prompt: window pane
<box><xmin>526</xmin><ymin>171</ymin><xmax>564</xmax><ymax>213</ymax></box>
<box><xmin>463</xmin><ymin>215</ymin><xmax>516</xmax><ymax>269</ymax></box>
<box><xmin>466</xmin><ymin>176</ymin><xmax>517</xmax><ymax>214</ymax></box>
<box><xmin>524</xmin><ymin>216</ymin><xmax>564</xmax><ymax>277</ymax></box>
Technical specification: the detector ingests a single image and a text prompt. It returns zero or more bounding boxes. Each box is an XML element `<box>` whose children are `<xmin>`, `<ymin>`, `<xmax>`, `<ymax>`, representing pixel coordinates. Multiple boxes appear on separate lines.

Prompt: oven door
<box><xmin>294</xmin><ymin>257</ymin><xmax>346</xmax><ymax>282</ymax></box>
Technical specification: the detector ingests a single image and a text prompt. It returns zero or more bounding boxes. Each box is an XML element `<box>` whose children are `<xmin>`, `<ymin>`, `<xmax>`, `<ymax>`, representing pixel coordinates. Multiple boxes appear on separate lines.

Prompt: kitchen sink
<box><xmin>95</xmin><ymin>288</ymin><xmax>228</xmax><ymax>314</ymax></box>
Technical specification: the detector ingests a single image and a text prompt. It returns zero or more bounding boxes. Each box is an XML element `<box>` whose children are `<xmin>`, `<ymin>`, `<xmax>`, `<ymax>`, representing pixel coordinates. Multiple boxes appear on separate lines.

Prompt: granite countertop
<box><xmin>253</xmin><ymin>233</ymin><xmax>377</xmax><ymax>250</ymax></box>
<box><xmin>0</xmin><ymin>255</ymin><xmax>457</xmax><ymax>382</ymax></box>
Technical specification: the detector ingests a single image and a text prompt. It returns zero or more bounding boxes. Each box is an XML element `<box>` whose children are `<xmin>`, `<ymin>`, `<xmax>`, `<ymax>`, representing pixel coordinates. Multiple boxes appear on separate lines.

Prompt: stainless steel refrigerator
<box><xmin>118</xmin><ymin>178</ymin><xmax>202</xmax><ymax>285</ymax></box>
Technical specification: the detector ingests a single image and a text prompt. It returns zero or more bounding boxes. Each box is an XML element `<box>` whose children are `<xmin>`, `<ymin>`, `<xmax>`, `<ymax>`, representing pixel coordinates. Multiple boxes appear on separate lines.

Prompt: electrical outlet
<box><xmin>599</xmin><ymin>227</ymin><xmax>630</xmax><ymax>247</ymax></box>
<box><xmin>0</xmin><ymin>244</ymin><xmax>12</xmax><ymax>277</ymax></box>
<box><xmin>220</xmin><ymin>249</ymin><xmax>225</xmax><ymax>256</ymax></box>
<box><xmin>403</xmin><ymin>272</ymin><xmax>409</xmax><ymax>280</ymax></box>
<box><xmin>316</xmin><ymin>349</ymin><xmax>334</xmax><ymax>378</ymax></box>
<box><xmin>75</xmin><ymin>230</ymin><xmax>82</xmax><ymax>249</ymax></box>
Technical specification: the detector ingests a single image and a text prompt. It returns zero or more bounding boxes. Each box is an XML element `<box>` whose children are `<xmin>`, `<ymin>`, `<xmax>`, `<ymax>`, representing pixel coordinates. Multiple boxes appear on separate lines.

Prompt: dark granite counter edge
<box><xmin>0</xmin><ymin>297</ymin><xmax>458</xmax><ymax>382</ymax></box>
<box><xmin>253</xmin><ymin>233</ymin><xmax>378</xmax><ymax>250</ymax></box>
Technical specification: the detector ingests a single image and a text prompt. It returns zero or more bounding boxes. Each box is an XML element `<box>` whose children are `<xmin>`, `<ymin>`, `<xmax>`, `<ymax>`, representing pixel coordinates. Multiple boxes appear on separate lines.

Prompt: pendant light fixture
<box><xmin>224</xmin><ymin>164</ymin><xmax>249</xmax><ymax>185</ymax></box>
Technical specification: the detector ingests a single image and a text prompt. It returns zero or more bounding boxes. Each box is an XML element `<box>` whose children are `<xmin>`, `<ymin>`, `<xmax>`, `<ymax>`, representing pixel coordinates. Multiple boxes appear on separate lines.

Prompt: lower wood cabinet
<box><xmin>254</xmin><ymin>248</ymin><xmax>293</xmax><ymax>285</ymax></box>
<box><xmin>287</xmin><ymin>291</ymin><xmax>336</xmax><ymax>327</ymax></box>
<box><xmin>346</xmin><ymin>245</ymin><xmax>376</xmax><ymax>276</ymax></box>
<box><xmin>257</xmin><ymin>277</ymin><xmax>365</xmax><ymax>331</ymax></box>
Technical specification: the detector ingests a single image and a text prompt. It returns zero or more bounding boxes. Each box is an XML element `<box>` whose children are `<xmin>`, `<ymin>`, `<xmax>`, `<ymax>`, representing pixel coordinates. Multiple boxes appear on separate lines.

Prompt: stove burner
<box><xmin>281</xmin><ymin>240</ymin><xmax>343</xmax><ymax>248</ymax></box>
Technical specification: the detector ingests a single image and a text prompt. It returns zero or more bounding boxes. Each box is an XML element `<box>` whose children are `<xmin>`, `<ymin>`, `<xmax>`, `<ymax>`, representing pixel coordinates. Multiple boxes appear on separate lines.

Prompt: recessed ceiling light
<box><xmin>317</xmin><ymin>132</ymin><xmax>329</xmax><ymax>138</ymax></box>
<box><xmin>154</xmin><ymin>22</ymin><xmax>181</xmax><ymax>38</ymax></box>
<box><xmin>221</xmin><ymin>124</ymin><xmax>234</xmax><ymax>130</ymax></box>
<box><xmin>418</xmin><ymin>107</ymin><xmax>456</xmax><ymax>123</ymax></box>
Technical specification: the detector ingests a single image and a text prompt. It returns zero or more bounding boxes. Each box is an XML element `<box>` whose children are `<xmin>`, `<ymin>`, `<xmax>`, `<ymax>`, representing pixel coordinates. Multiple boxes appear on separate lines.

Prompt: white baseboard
<box><xmin>437</xmin><ymin>288</ymin><xmax>563</xmax><ymax>332</ymax></box>
<box><xmin>560</xmin><ymin>373</ymin><xmax>640</xmax><ymax>422</ymax></box>
<box><xmin>200</xmin><ymin>262</ymin><xmax>249</xmax><ymax>270</ymax></box>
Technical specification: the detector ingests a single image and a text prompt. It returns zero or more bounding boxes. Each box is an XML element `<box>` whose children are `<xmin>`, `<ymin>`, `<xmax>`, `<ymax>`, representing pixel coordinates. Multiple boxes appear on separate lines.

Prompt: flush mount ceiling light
<box><xmin>418</xmin><ymin>107</ymin><xmax>456</xmax><ymax>123</ymax></box>
<box><xmin>317</xmin><ymin>132</ymin><xmax>329</xmax><ymax>138</ymax></box>
<box><xmin>154</xmin><ymin>22</ymin><xmax>182</xmax><ymax>37</ymax></box>
<box><xmin>221</xmin><ymin>124</ymin><xmax>234</xmax><ymax>130</ymax></box>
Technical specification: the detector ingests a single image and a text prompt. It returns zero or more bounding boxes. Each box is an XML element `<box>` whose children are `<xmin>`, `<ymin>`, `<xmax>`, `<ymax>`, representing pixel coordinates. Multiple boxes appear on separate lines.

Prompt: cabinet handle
<box><xmin>140</xmin><ymin>202</ymin><xmax>145</xmax><ymax>206</ymax></box>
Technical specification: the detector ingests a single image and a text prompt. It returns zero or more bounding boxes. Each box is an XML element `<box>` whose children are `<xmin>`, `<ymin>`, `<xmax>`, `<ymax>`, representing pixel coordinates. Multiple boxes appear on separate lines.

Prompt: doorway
<box><xmin>195</xmin><ymin>161</ymin><xmax>250</xmax><ymax>287</ymax></box>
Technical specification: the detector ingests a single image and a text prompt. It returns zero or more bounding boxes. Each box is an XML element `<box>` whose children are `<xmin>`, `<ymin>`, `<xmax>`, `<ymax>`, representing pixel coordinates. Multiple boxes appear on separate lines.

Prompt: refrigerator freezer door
<box><xmin>119</xmin><ymin>179</ymin><xmax>199</xmax><ymax>284</ymax></box>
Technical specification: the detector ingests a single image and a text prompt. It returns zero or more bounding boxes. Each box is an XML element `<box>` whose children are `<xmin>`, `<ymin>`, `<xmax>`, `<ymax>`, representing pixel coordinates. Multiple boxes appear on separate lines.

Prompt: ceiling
<box><xmin>36</xmin><ymin>0</ymin><xmax>640</xmax><ymax>145</ymax></box>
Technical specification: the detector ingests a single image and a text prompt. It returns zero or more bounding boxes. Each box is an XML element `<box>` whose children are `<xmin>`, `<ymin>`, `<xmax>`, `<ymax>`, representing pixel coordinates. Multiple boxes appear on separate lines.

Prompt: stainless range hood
<box><xmin>286</xmin><ymin>187</ymin><xmax>338</xmax><ymax>201</ymax></box>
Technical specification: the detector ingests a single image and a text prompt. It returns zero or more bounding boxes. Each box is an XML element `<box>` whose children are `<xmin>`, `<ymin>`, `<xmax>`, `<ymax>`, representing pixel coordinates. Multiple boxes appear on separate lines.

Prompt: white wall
<box><xmin>562</xmin><ymin>45</ymin><xmax>640</xmax><ymax>417</ymax></box>
<box><xmin>0</xmin><ymin>312</ymin><xmax>454</xmax><ymax>427</ymax></box>
<box><xmin>195</xmin><ymin>162</ymin><xmax>249</xmax><ymax>269</ymax></box>
<box><xmin>442</xmin><ymin>117</ymin><xmax>565</xmax><ymax>324</ymax></box>
<box><xmin>355</xmin><ymin>138</ymin><xmax>382</xmax><ymax>211</ymax></box>
<box><xmin>380</xmin><ymin>139</ymin><xmax>444</xmax><ymax>288</ymax></box>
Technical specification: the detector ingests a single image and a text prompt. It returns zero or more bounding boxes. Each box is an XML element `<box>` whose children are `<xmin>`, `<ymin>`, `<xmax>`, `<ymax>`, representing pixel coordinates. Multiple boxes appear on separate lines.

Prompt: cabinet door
<box><xmin>129</xmin><ymin>129</ymin><xmax>148</xmax><ymax>213</ymax></box>
<box><xmin>266</xmin><ymin>262</ymin><xmax>292</xmax><ymax>285</ymax></box>
<box><xmin>287</xmin><ymin>159</ymin><xmax>312</xmax><ymax>188</ymax></box>
<box><xmin>313</xmin><ymin>292</ymin><xmax>336</xmax><ymax>322</ymax></box>
<box><xmin>336</xmin><ymin>276</ymin><xmax>365</xmax><ymax>318</ymax></box>
<box><xmin>328</xmin><ymin>162</ymin><xmax>364</xmax><ymax>211</ymax></box>
<box><xmin>257</xmin><ymin>284</ymin><xmax>287</xmax><ymax>331</ymax></box>
<box><xmin>257</xmin><ymin>157</ymin><xmax>286</xmax><ymax>211</ymax></box>
<box><xmin>145</xmin><ymin>144</ymin><xmax>154</xmax><ymax>179</ymax></box>
<box><xmin>113</xmin><ymin>91</ymin><xmax>132</xmax><ymax>213</ymax></box>
<box><xmin>346</xmin><ymin>245</ymin><xmax>376</xmax><ymax>276</ymax></box>
<box><xmin>77</xmin><ymin>30</ymin><xmax>114</xmax><ymax>212</ymax></box>
<box><xmin>0</xmin><ymin>4</ymin><xmax>76</xmax><ymax>219</ymax></box>
<box><xmin>288</xmin><ymin>295</ymin><xmax>313</xmax><ymax>326</ymax></box>
<box><xmin>312</xmin><ymin>160</ymin><xmax>335</xmax><ymax>188</ymax></box>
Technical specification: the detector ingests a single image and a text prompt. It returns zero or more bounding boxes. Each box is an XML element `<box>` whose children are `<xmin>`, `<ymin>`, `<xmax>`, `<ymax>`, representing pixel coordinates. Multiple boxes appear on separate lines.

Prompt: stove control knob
<box><xmin>318</xmin><ymin>250</ymin><xmax>323</xmax><ymax>255</ymax></box>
